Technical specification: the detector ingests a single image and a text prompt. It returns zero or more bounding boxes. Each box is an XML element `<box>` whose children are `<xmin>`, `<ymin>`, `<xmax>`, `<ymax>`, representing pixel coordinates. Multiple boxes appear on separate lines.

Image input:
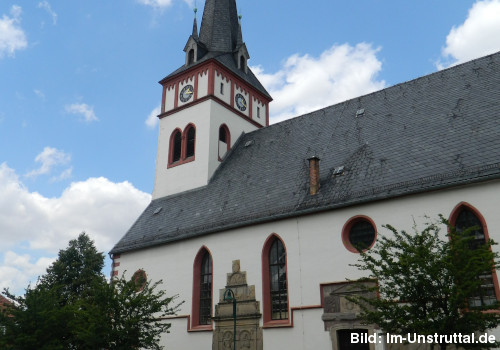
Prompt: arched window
<box><xmin>262</xmin><ymin>234</ymin><xmax>289</xmax><ymax>325</ymax></box>
<box><xmin>450</xmin><ymin>203</ymin><xmax>499</xmax><ymax>307</ymax></box>
<box><xmin>342</xmin><ymin>216</ymin><xmax>377</xmax><ymax>253</ymax></box>
<box><xmin>185</xmin><ymin>125</ymin><xmax>196</xmax><ymax>159</ymax></box>
<box><xmin>192</xmin><ymin>247</ymin><xmax>213</xmax><ymax>328</ymax></box>
<box><xmin>169</xmin><ymin>129</ymin><xmax>182</xmax><ymax>164</ymax></box>
<box><xmin>168</xmin><ymin>125</ymin><xmax>196</xmax><ymax>168</ymax></box>
<box><xmin>218</xmin><ymin>124</ymin><xmax>230</xmax><ymax>160</ymax></box>
<box><xmin>188</xmin><ymin>49</ymin><xmax>195</xmax><ymax>65</ymax></box>
<box><xmin>240</xmin><ymin>55</ymin><xmax>246</xmax><ymax>71</ymax></box>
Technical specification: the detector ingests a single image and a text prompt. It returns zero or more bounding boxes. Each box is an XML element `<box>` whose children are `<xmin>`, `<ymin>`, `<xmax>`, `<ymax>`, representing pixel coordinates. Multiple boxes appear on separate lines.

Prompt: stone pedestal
<box><xmin>213</xmin><ymin>260</ymin><xmax>263</xmax><ymax>350</ymax></box>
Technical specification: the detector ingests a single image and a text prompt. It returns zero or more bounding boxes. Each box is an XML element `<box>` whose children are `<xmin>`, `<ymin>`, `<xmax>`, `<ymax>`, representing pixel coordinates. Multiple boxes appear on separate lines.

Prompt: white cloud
<box><xmin>0</xmin><ymin>252</ymin><xmax>55</xmax><ymax>293</ymax></box>
<box><xmin>145</xmin><ymin>105</ymin><xmax>161</xmax><ymax>128</ymax></box>
<box><xmin>252</xmin><ymin>43</ymin><xmax>386</xmax><ymax>123</ymax></box>
<box><xmin>65</xmin><ymin>103</ymin><xmax>98</xmax><ymax>122</ymax></box>
<box><xmin>137</xmin><ymin>0</ymin><xmax>173</xmax><ymax>9</ymax></box>
<box><xmin>137</xmin><ymin>0</ymin><xmax>193</xmax><ymax>9</ymax></box>
<box><xmin>38</xmin><ymin>1</ymin><xmax>57</xmax><ymax>25</ymax></box>
<box><xmin>51</xmin><ymin>167</ymin><xmax>73</xmax><ymax>182</ymax></box>
<box><xmin>438</xmin><ymin>0</ymin><xmax>500</xmax><ymax>68</ymax></box>
<box><xmin>25</xmin><ymin>146</ymin><xmax>71</xmax><ymax>178</ymax></box>
<box><xmin>0</xmin><ymin>162</ymin><xmax>151</xmax><ymax>292</ymax></box>
<box><xmin>34</xmin><ymin>89</ymin><xmax>46</xmax><ymax>100</ymax></box>
<box><xmin>0</xmin><ymin>5</ymin><xmax>28</xmax><ymax>58</ymax></box>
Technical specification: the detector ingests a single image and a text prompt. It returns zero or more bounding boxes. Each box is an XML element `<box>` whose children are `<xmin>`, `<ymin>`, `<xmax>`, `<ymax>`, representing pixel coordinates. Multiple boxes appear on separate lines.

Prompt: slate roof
<box><xmin>198</xmin><ymin>0</ymin><xmax>239</xmax><ymax>53</ymax></box>
<box><xmin>111</xmin><ymin>51</ymin><xmax>500</xmax><ymax>255</ymax></box>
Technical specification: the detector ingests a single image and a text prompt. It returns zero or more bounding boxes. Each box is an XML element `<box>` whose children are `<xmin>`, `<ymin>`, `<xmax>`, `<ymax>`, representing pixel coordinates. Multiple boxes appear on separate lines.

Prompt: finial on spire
<box><xmin>192</xmin><ymin>7</ymin><xmax>199</xmax><ymax>40</ymax></box>
<box><xmin>236</xmin><ymin>14</ymin><xmax>243</xmax><ymax>47</ymax></box>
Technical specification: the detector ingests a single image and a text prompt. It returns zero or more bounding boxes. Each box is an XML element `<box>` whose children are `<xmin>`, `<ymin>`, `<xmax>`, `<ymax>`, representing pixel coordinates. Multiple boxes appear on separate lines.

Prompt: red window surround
<box><xmin>262</xmin><ymin>233</ymin><xmax>290</xmax><ymax>327</ymax></box>
<box><xmin>191</xmin><ymin>246</ymin><xmax>213</xmax><ymax>330</ymax></box>
<box><xmin>168</xmin><ymin>123</ymin><xmax>196</xmax><ymax>168</ymax></box>
<box><xmin>448</xmin><ymin>202</ymin><xmax>500</xmax><ymax>307</ymax></box>
<box><xmin>218</xmin><ymin>124</ymin><xmax>231</xmax><ymax>161</ymax></box>
<box><xmin>341</xmin><ymin>215</ymin><xmax>377</xmax><ymax>253</ymax></box>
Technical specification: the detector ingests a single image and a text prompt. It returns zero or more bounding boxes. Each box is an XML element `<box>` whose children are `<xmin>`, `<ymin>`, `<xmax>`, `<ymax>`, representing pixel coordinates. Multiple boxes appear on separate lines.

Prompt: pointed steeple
<box><xmin>236</xmin><ymin>14</ymin><xmax>243</xmax><ymax>48</ymax></box>
<box><xmin>199</xmin><ymin>0</ymin><xmax>239</xmax><ymax>53</ymax></box>
<box><xmin>192</xmin><ymin>8</ymin><xmax>199</xmax><ymax>40</ymax></box>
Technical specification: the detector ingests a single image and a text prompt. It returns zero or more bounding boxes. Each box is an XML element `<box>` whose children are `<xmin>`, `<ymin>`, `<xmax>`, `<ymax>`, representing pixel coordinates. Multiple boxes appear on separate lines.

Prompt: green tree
<box><xmin>0</xmin><ymin>232</ymin><xmax>181</xmax><ymax>350</ymax></box>
<box><xmin>350</xmin><ymin>216</ymin><xmax>500</xmax><ymax>350</ymax></box>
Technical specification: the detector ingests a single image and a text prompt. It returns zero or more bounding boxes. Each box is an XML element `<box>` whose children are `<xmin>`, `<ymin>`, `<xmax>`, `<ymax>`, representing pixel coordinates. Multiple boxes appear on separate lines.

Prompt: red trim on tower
<box><xmin>159</xmin><ymin>95</ymin><xmax>264</xmax><ymax>129</ymax></box>
<box><xmin>194</xmin><ymin>72</ymin><xmax>199</xmax><ymax>100</ymax></box>
<box><xmin>161</xmin><ymin>86</ymin><xmax>166</xmax><ymax>114</ymax></box>
<box><xmin>174</xmin><ymin>82</ymin><xmax>179</xmax><ymax>109</ymax></box>
<box><xmin>159</xmin><ymin>59</ymin><xmax>272</xmax><ymax>123</ymax></box>
<box><xmin>208</xmin><ymin>63</ymin><xmax>215</xmax><ymax>95</ymax></box>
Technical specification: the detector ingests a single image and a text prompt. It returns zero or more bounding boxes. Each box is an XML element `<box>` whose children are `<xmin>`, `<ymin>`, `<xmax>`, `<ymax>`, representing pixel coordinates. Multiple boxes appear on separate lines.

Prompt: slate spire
<box><xmin>192</xmin><ymin>8</ymin><xmax>199</xmax><ymax>40</ymax></box>
<box><xmin>198</xmin><ymin>0</ymin><xmax>240</xmax><ymax>53</ymax></box>
<box><xmin>236</xmin><ymin>14</ymin><xmax>243</xmax><ymax>48</ymax></box>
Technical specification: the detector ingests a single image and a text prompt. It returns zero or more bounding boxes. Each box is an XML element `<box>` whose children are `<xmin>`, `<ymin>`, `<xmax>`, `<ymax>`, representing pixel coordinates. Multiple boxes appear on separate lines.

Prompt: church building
<box><xmin>111</xmin><ymin>0</ymin><xmax>500</xmax><ymax>349</ymax></box>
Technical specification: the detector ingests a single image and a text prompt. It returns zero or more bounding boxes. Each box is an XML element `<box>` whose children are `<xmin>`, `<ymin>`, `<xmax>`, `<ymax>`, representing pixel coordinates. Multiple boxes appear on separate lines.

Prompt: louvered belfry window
<box><xmin>186</xmin><ymin>126</ymin><xmax>195</xmax><ymax>158</ymax></box>
<box><xmin>172</xmin><ymin>130</ymin><xmax>182</xmax><ymax>162</ymax></box>
<box><xmin>269</xmin><ymin>239</ymin><xmax>288</xmax><ymax>320</ymax></box>
<box><xmin>200</xmin><ymin>252</ymin><xmax>212</xmax><ymax>325</ymax></box>
<box><xmin>455</xmin><ymin>208</ymin><xmax>497</xmax><ymax>307</ymax></box>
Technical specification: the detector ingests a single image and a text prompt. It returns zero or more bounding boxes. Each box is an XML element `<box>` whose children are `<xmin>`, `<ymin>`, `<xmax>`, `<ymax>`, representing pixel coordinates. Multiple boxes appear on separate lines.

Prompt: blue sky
<box><xmin>1</xmin><ymin>0</ymin><xmax>500</xmax><ymax>294</ymax></box>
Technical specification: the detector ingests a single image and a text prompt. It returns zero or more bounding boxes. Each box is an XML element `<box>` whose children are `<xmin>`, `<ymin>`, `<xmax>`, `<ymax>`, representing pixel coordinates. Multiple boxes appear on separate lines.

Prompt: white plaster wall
<box><xmin>152</xmin><ymin>101</ymin><xmax>212</xmax><ymax>199</ymax></box>
<box><xmin>252</xmin><ymin>97</ymin><xmax>266</xmax><ymax>127</ymax></box>
<box><xmin>207</xmin><ymin>102</ymin><xmax>259</xmax><ymax>179</ymax></box>
<box><xmin>198</xmin><ymin>70</ymin><xmax>209</xmax><ymax>99</ymax></box>
<box><xmin>165</xmin><ymin>86</ymin><xmax>176</xmax><ymax>112</ymax></box>
<box><xmin>153</xmin><ymin>99</ymin><xmax>260</xmax><ymax>199</ymax></box>
<box><xmin>234</xmin><ymin>85</ymin><xmax>250</xmax><ymax>117</ymax></box>
<box><xmin>119</xmin><ymin>180</ymin><xmax>500</xmax><ymax>349</ymax></box>
<box><xmin>214</xmin><ymin>70</ymin><xmax>231</xmax><ymax>105</ymax></box>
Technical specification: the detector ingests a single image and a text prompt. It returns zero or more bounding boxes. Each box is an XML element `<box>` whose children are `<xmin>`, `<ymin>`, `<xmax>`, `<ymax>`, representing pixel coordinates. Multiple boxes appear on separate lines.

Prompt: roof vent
<box><xmin>244</xmin><ymin>140</ymin><xmax>254</xmax><ymax>147</ymax></box>
<box><xmin>333</xmin><ymin>166</ymin><xmax>345</xmax><ymax>176</ymax></box>
<box><xmin>356</xmin><ymin>109</ymin><xmax>365</xmax><ymax>117</ymax></box>
<box><xmin>153</xmin><ymin>207</ymin><xmax>162</xmax><ymax>215</ymax></box>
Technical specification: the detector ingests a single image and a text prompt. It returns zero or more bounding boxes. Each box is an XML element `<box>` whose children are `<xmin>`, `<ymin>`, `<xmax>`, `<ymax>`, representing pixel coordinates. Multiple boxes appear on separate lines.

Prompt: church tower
<box><xmin>152</xmin><ymin>0</ymin><xmax>272</xmax><ymax>199</ymax></box>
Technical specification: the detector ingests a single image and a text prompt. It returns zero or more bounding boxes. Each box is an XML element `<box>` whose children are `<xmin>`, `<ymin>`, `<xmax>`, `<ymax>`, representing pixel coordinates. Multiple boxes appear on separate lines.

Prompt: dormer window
<box><xmin>240</xmin><ymin>55</ymin><xmax>246</xmax><ymax>72</ymax></box>
<box><xmin>188</xmin><ymin>49</ymin><xmax>195</xmax><ymax>65</ymax></box>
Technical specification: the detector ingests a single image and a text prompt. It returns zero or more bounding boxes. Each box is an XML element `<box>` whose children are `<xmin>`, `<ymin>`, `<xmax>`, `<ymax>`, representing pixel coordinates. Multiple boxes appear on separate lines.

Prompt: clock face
<box><xmin>179</xmin><ymin>84</ymin><xmax>194</xmax><ymax>102</ymax></box>
<box><xmin>235</xmin><ymin>93</ymin><xmax>247</xmax><ymax>111</ymax></box>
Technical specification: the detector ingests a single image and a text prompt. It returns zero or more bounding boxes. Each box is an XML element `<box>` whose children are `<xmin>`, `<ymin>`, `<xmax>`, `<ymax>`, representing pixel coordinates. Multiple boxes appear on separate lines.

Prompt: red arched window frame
<box><xmin>218</xmin><ymin>124</ymin><xmax>231</xmax><ymax>161</ymax></box>
<box><xmin>262</xmin><ymin>233</ymin><xmax>289</xmax><ymax>327</ymax></box>
<box><xmin>449</xmin><ymin>202</ymin><xmax>500</xmax><ymax>308</ymax></box>
<box><xmin>183</xmin><ymin>123</ymin><xmax>196</xmax><ymax>160</ymax></box>
<box><xmin>168</xmin><ymin>128</ymin><xmax>182</xmax><ymax>166</ymax></box>
<box><xmin>192</xmin><ymin>246</ymin><xmax>213</xmax><ymax>330</ymax></box>
<box><xmin>341</xmin><ymin>215</ymin><xmax>377</xmax><ymax>253</ymax></box>
<box><xmin>168</xmin><ymin>124</ymin><xmax>196</xmax><ymax>168</ymax></box>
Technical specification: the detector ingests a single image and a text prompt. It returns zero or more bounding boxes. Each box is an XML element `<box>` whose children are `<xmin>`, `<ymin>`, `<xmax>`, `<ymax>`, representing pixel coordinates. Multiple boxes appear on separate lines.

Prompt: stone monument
<box><xmin>212</xmin><ymin>260</ymin><xmax>263</xmax><ymax>350</ymax></box>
